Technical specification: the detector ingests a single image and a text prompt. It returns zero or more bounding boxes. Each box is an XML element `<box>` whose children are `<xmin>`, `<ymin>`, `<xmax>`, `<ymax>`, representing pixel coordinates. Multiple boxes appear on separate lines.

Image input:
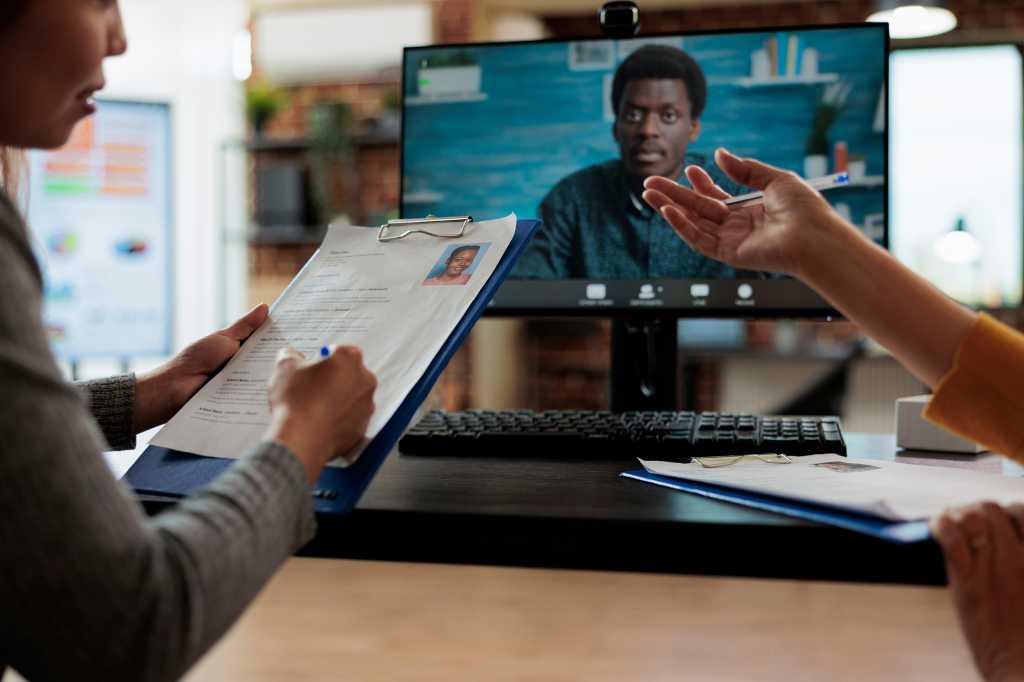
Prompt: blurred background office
<box><xmin>37</xmin><ymin>0</ymin><xmax>1024</xmax><ymax>436</ymax></box>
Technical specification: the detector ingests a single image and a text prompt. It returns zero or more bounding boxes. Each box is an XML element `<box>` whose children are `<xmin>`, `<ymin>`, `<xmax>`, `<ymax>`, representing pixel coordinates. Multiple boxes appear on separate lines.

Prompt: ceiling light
<box><xmin>867</xmin><ymin>0</ymin><xmax>958</xmax><ymax>40</ymax></box>
<box><xmin>933</xmin><ymin>217</ymin><xmax>982</xmax><ymax>265</ymax></box>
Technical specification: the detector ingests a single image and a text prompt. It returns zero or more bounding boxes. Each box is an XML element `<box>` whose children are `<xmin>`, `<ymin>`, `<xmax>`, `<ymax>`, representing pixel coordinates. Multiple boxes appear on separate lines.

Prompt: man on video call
<box><xmin>513</xmin><ymin>44</ymin><xmax>764</xmax><ymax>280</ymax></box>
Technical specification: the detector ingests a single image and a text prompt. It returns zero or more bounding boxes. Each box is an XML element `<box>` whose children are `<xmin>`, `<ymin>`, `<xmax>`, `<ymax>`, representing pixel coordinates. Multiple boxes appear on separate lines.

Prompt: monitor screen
<box><xmin>27</xmin><ymin>99</ymin><xmax>173</xmax><ymax>358</ymax></box>
<box><xmin>402</xmin><ymin>24</ymin><xmax>888</xmax><ymax>316</ymax></box>
<box><xmin>890</xmin><ymin>44</ymin><xmax>1023</xmax><ymax>308</ymax></box>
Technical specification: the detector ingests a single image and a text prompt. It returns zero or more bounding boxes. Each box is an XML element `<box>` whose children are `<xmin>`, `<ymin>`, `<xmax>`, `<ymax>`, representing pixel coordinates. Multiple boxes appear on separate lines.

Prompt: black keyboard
<box><xmin>399</xmin><ymin>410</ymin><xmax>846</xmax><ymax>463</ymax></box>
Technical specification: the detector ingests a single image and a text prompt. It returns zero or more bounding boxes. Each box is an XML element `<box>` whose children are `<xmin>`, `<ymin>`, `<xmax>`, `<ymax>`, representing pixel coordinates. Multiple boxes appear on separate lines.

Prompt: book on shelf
<box><xmin>786</xmin><ymin>34</ymin><xmax>801</xmax><ymax>76</ymax></box>
<box><xmin>753</xmin><ymin>34</ymin><xmax>819</xmax><ymax>81</ymax></box>
<box><xmin>766</xmin><ymin>36</ymin><xmax>778</xmax><ymax>77</ymax></box>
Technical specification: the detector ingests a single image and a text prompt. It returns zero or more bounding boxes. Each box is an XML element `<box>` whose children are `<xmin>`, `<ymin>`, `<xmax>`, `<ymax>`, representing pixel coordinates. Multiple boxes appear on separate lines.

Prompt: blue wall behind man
<box><xmin>403</xmin><ymin>26</ymin><xmax>885</xmax><ymax>234</ymax></box>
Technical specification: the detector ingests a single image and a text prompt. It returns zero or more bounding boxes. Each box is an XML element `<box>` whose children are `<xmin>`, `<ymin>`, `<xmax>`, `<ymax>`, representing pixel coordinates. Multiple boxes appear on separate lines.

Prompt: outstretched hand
<box><xmin>134</xmin><ymin>303</ymin><xmax>270</xmax><ymax>432</ymax></box>
<box><xmin>641</xmin><ymin>148</ymin><xmax>838</xmax><ymax>277</ymax></box>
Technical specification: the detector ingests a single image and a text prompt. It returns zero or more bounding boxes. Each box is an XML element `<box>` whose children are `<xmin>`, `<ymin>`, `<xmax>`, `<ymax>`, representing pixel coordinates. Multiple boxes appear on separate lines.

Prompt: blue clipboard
<box><xmin>125</xmin><ymin>218</ymin><xmax>541</xmax><ymax>514</ymax></box>
<box><xmin>620</xmin><ymin>469</ymin><xmax>931</xmax><ymax>544</ymax></box>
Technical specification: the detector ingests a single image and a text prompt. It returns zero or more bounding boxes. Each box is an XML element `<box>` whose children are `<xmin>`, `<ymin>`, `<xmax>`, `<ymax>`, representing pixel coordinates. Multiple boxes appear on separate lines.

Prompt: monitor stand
<box><xmin>610</xmin><ymin>317</ymin><xmax>678</xmax><ymax>412</ymax></box>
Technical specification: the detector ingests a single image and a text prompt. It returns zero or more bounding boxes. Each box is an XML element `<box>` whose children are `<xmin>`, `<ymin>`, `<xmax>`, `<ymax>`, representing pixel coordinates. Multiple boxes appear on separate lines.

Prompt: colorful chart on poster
<box><xmin>27</xmin><ymin>100</ymin><xmax>172</xmax><ymax>358</ymax></box>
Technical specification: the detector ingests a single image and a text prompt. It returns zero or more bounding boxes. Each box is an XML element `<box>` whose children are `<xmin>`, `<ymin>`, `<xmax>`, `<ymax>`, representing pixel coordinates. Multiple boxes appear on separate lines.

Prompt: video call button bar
<box><xmin>488</xmin><ymin>278</ymin><xmax>832</xmax><ymax>313</ymax></box>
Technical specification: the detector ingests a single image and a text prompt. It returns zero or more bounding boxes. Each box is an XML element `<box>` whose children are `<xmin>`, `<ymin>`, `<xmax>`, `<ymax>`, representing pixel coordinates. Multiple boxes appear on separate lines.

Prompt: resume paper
<box><xmin>640</xmin><ymin>454</ymin><xmax>1024</xmax><ymax>521</ymax></box>
<box><xmin>151</xmin><ymin>214</ymin><xmax>517</xmax><ymax>464</ymax></box>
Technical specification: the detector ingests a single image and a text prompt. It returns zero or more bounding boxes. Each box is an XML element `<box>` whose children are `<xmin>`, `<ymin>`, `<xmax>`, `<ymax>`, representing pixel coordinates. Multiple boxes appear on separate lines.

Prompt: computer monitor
<box><xmin>890</xmin><ymin>44</ymin><xmax>1023</xmax><ymax>308</ymax></box>
<box><xmin>26</xmin><ymin>99</ymin><xmax>173</xmax><ymax>360</ymax></box>
<box><xmin>402</xmin><ymin>23</ymin><xmax>888</xmax><ymax>318</ymax></box>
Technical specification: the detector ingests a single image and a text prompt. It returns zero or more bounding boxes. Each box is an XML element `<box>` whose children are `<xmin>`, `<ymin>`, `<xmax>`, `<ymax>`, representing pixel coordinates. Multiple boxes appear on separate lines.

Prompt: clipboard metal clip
<box><xmin>378</xmin><ymin>215</ymin><xmax>474</xmax><ymax>242</ymax></box>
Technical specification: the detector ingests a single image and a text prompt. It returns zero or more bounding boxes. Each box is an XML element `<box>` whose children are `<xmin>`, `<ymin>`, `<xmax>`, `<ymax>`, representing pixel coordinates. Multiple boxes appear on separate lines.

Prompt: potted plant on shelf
<box><xmin>367</xmin><ymin>88</ymin><xmax>401</xmax><ymax>140</ymax></box>
<box><xmin>804</xmin><ymin>81</ymin><xmax>851</xmax><ymax>178</ymax></box>
<box><xmin>245</xmin><ymin>81</ymin><xmax>287</xmax><ymax>138</ymax></box>
<box><xmin>307</xmin><ymin>100</ymin><xmax>355</xmax><ymax>226</ymax></box>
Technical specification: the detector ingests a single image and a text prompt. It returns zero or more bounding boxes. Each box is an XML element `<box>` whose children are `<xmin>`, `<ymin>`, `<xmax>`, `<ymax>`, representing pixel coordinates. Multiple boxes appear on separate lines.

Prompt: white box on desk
<box><xmin>896</xmin><ymin>394</ymin><xmax>987</xmax><ymax>453</ymax></box>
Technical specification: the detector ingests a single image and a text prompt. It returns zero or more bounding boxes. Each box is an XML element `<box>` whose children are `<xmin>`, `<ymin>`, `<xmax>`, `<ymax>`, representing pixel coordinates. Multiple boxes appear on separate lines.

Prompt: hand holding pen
<box><xmin>265</xmin><ymin>343</ymin><xmax>377</xmax><ymax>482</ymax></box>
<box><xmin>641</xmin><ymin>148</ymin><xmax>858</xmax><ymax>278</ymax></box>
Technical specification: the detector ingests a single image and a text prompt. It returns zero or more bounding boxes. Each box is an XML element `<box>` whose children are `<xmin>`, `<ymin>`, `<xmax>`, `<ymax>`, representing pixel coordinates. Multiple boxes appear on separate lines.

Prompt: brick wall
<box><xmin>246</xmin><ymin>1</ymin><xmax>485</xmax><ymax>413</ymax></box>
<box><xmin>545</xmin><ymin>0</ymin><xmax>1024</xmax><ymax>37</ymax></box>
<box><xmin>437</xmin><ymin>0</ymin><xmax>477</xmax><ymax>43</ymax></box>
<box><xmin>254</xmin><ymin>80</ymin><xmax>398</xmax><ymax>223</ymax></box>
<box><xmin>261</xmin><ymin>82</ymin><xmax>396</xmax><ymax>139</ymax></box>
<box><xmin>523</xmin><ymin>320</ymin><xmax>611</xmax><ymax>410</ymax></box>
<box><xmin>248</xmin><ymin>243</ymin><xmax>318</xmax><ymax>309</ymax></box>
<box><xmin>545</xmin><ymin>0</ymin><xmax>869</xmax><ymax>35</ymax></box>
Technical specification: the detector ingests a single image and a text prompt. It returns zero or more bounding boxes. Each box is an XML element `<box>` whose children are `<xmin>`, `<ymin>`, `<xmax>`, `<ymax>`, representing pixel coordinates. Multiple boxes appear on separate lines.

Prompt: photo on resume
<box><xmin>422</xmin><ymin>242</ymin><xmax>491</xmax><ymax>286</ymax></box>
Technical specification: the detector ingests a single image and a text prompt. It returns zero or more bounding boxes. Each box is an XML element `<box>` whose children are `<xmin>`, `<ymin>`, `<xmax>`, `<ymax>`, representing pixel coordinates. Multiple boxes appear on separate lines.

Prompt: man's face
<box><xmin>446</xmin><ymin>250</ymin><xmax>477</xmax><ymax>277</ymax></box>
<box><xmin>613</xmin><ymin>78</ymin><xmax>701</xmax><ymax>180</ymax></box>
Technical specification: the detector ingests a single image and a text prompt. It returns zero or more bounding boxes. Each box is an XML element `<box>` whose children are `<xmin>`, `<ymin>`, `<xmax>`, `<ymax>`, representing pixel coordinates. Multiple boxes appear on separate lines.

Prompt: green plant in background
<box><xmin>805</xmin><ymin>81</ymin><xmax>852</xmax><ymax>155</ymax></box>
<box><xmin>375</xmin><ymin>88</ymin><xmax>402</xmax><ymax>134</ymax></box>
<box><xmin>307</xmin><ymin>100</ymin><xmax>355</xmax><ymax>225</ymax></box>
<box><xmin>245</xmin><ymin>81</ymin><xmax>287</xmax><ymax>137</ymax></box>
<box><xmin>381</xmin><ymin>88</ymin><xmax>401</xmax><ymax>112</ymax></box>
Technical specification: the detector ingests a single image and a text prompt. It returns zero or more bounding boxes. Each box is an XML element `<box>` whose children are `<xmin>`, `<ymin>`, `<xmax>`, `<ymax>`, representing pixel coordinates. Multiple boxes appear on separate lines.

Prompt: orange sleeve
<box><xmin>924</xmin><ymin>313</ymin><xmax>1024</xmax><ymax>462</ymax></box>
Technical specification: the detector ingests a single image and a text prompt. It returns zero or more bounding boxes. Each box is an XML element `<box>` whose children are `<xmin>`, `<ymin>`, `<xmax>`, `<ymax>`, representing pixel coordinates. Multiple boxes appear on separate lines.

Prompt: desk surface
<box><xmin>139</xmin><ymin>433</ymin><xmax>1009</xmax><ymax>584</ymax></box>
<box><xmin>287</xmin><ymin>434</ymin><xmax>1010</xmax><ymax>584</ymax></box>
<box><xmin>178</xmin><ymin>557</ymin><xmax>977</xmax><ymax>682</ymax></box>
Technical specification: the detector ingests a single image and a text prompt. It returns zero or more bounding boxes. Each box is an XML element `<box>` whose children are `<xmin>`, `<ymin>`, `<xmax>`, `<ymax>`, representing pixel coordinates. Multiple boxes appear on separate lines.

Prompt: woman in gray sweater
<box><xmin>0</xmin><ymin>2</ymin><xmax>378</xmax><ymax>680</ymax></box>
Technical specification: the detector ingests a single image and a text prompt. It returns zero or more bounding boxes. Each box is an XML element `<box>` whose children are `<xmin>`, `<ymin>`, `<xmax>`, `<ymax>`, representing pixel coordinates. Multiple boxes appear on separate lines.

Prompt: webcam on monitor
<box><xmin>599</xmin><ymin>1</ymin><xmax>640</xmax><ymax>38</ymax></box>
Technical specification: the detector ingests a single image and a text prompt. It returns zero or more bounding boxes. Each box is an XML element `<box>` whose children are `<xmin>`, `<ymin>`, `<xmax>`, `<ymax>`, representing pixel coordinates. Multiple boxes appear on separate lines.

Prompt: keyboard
<box><xmin>398</xmin><ymin>410</ymin><xmax>846</xmax><ymax>462</ymax></box>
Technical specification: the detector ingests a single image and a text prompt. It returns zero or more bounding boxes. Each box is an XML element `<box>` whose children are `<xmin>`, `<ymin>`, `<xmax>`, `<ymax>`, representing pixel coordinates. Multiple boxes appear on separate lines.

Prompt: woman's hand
<box><xmin>134</xmin><ymin>304</ymin><xmax>269</xmax><ymax>433</ymax></box>
<box><xmin>264</xmin><ymin>345</ymin><xmax>377</xmax><ymax>482</ymax></box>
<box><xmin>641</xmin><ymin>148</ymin><xmax>847</xmax><ymax>277</ymax></box>
<box><xmin>933</xmin><ymin>503</ymin><xmax>1024</xmax><ymax>682</ymax></box>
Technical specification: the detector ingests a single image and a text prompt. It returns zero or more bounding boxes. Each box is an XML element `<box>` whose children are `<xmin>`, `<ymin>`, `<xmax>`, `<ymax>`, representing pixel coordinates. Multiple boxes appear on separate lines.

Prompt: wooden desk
<box><xmin>182</xmin><ymin>557</ymin><xmax>978</xmax><ymax>682</ymax></box>
<box><xmin>301</xmin><ymin>434</ymin><xmax>990</xmax><ymax>584</ymax></box>
<box><xmin>140</xmin><ymin>433</ymin><xmax>1009</xmax><ymax>584</ymax></box>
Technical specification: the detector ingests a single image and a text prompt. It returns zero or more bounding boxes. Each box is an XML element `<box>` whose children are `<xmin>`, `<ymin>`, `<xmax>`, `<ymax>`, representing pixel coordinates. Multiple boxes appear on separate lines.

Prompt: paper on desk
<box><xmin>640</xmin><ymin>455</ymin><xmax>1024</xmax><ymax>521</ymax></box>
<box><xmin>151</xmin><ymin>214</ymin><xmax>517</xmax><ymax>464</ymax></box>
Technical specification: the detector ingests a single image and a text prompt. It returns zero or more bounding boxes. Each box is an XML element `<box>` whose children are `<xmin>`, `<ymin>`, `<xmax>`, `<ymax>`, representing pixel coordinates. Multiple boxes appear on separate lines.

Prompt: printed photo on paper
<box><xmin>422</xmin><ymin>242</ymin><xmax>492</xmax><ymax>287</ymax></box>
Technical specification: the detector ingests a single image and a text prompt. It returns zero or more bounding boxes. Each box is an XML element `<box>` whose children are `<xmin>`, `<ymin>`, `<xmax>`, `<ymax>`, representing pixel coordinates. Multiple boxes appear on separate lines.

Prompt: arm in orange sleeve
<box><xmin>925</xmin><ymin>314</ymin><xmax>1024</xmax><ymax>462</ymax></box>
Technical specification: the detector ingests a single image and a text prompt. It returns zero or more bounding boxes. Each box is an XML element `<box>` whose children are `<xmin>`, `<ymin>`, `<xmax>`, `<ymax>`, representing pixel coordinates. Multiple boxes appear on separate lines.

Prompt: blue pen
<box><xmin>320</xmin><ymin>345</ymin><xmax>330</xmax><ymax>358</ymax></box>
<box><xmin>724</xmin><ymin>172</ymin><xmax>851</xmax><ymax>207</ymax></box>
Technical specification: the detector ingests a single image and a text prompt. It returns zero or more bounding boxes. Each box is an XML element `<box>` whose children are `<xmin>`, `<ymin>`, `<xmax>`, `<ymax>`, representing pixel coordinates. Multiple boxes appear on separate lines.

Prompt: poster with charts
<box><xmin>26</xmin><ymin>100</ymin><xmax>172</xmax><ymax>359</ymax></box>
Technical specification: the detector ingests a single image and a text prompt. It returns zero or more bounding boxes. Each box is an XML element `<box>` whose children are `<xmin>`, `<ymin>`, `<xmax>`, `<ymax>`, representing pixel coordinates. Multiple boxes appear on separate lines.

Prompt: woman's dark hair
<box><xmin>447</xmin><ymin>245</ymin><xmax>480</xmax><ymax>262</ymax></box>
<box><xmin>610</xmin><ymin>45</ymin><xmax>707</xmax><ymax>120</ymax></box>
<box><xmin>0</xmin><ymin>0</ymin><xmax>30</xmax><ymax>27</ymax></box>
<box><xmin>0</xmin><ymin>0</ymin><xmax>30</xmax><ymax>195</ymax></box>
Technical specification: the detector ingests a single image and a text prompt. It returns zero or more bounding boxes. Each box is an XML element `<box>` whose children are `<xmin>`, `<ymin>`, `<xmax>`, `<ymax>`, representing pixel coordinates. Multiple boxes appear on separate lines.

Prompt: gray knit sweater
<box><xmin>0</xmin><ymin>190</ymin><xmax>316</xmax><ymax>681</ymax></box>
